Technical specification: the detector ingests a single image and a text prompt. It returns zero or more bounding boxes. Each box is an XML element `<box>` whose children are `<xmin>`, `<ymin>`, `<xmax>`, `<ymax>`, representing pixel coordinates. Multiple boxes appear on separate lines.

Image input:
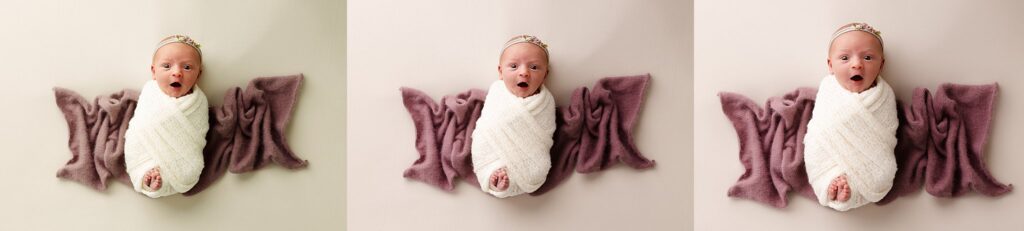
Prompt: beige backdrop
<box><xmin>695</xmin><ymin>0</ymin><xmax>1023</xmax><ymax>230</ymax></box>
<box><xmin>348</xmin><ymin>0</ymin><xmax>692</xmax><ymax>230</ymax></box>
<box><xmin>0</xmin><ymin>0</ymin><xmax>345</xmax><ymax>230</ymax></box>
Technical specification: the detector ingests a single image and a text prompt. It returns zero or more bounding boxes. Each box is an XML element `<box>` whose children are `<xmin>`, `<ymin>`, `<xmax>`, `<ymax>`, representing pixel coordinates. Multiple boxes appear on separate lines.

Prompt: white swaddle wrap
<box><xmin>804</xmin><ymin>75</ymin><xmax>898</xmax><ymax>211</ymax></box>
<box><xmin>125</xmin><ymin>80</ymin><xmax>209</xmax><ymax>198</ymax></box>
<box><xmin>472</xmin><ymin>80</ymin><xmax>556</xmax><ymax>198</ymax></box>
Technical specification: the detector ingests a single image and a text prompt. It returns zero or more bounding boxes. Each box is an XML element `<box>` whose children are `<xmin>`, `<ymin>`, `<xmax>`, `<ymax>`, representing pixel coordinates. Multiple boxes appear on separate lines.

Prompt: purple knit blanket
<box><xmin>400</xmin><ymin>74</ymin><xmax>656</xmax><ymax>195</ymax></box>
<box><xmin>719</xmin><ymin>83</ymin><xmax>1012</xmax><ymax>208</ymax></box>
<box><xmin>53</xmin><ymin>74</ymin><xmax>308</xmax><ymax>196</ymax></box>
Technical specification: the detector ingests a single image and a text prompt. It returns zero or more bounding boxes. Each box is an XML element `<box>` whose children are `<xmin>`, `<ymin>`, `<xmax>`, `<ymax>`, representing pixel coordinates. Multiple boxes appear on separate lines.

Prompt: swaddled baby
<box><xmin>124</xmin><ymin>35</ymin><xmax>209</xmax><ymax>198</ymax></box>
<box><xmin>804</xmin><ymin>23</ymin><xmax>897</xmax><ymax>211</ymax></box>
<box><xmin>471</xmin><ymin>35</ymin><xmax>556</xmax><ymax>198</ymax></box>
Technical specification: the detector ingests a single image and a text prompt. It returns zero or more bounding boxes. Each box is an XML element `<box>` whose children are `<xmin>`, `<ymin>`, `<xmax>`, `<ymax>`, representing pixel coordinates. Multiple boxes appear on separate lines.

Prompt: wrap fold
<box><xmin>53</xmin><ymin>74</ymin><xmax>308</xmax><ymax>196</ymax></box>
<box><xmin>125</xmin><ymin>80</ymin><xmax>209</xmax><ymax>198</ymax></box>
<box><xmin>803</xmin><ymin>76</ymin><xmax>898</xmax><ymax>211</ymax></box>
<box><xmin>471</xmin><ymin>81</ymin><xmax>556</xmax><ymax>198</ymax></box>
<box><xmin>719</xmin><ymin>82</ymin><xmax>1012</xmax><ymax>208</ymax></box>
<box><xmin>400</xmin><ymin>74</ymin><xmax>655</xmax><ymax>195</ymax></box>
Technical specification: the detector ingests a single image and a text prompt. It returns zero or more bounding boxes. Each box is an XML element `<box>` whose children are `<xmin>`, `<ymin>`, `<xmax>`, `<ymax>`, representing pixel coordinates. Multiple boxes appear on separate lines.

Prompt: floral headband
<box><xmin>155</xmin><ymin>35</ymin><xmax>202</xmax><ymax>58</ymax></box>
<box><xmin>501</xmin><ymin>34</ymin><xmax>548</xmax><ymax>56</ymax></box>
<box><xmin>829</xmin><ymin>23</ymin><xmax>883</xmax><ymax>50</ymax></box>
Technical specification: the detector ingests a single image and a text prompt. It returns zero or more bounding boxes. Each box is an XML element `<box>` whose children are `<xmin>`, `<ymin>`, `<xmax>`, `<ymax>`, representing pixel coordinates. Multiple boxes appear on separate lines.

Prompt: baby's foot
<box><xmin>489</xmin><ymin>167</ymin><xmax>509</xmax><ymax>192</ymax></box>
<box><xmin>827</xmin><ymin>174</ymin><xmax>850</xmax><ymax>202</ymax></box>
<box><xmin>836</xmin><ymin>175</ymin><xmax>851</xmax><ymax>202</ymax></box>
<box><xmin>142</xmin><ymin>167</ymin><xmax>162</xmax><ymax>191</ymax></box>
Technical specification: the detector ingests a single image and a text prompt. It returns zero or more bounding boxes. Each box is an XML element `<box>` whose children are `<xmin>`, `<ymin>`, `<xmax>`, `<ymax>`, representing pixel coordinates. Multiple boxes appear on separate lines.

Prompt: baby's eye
<box><xmin>184</xmin><ymin>65</ymin><xmax>192</xmax><ymax>70</ymax></box>
<box><xmin>839</xmin><ymin>55</ymin><xmax>849</xmax><ymax>61</ymax></box>
<box><xmin>162</xmin><ymin>64</ymin><xmax>171</xmax><ymax>69</ymax></box>
<box><xmin>509</xmin><ymin>64</ymin><xmax>518</xmax><ymax>69</ymax></box>
<box><xmin>864</xmin><ymin>56</ymin><xmax>872</xmax><ymax>61</ymax></box>
<box><xmin>529</xmin><ymin>64</ymin><xmax>539</xmax><ymax>70</ymax></box>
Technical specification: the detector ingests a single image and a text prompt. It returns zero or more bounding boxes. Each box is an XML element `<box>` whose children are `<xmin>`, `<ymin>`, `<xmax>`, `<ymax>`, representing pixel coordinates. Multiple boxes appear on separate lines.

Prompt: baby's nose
<box><xmin>851</xmin><ymin>60</ymin><xmax>863</xmax><ymax>69</ymax></box>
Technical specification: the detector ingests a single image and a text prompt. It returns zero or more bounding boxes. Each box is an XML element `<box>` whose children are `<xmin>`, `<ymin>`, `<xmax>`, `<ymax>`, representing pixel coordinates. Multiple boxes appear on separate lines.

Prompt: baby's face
<box><xmin>498</xmin><ymin>43</ymin><xmax>549</xmax><ymax>98</ymax></box>
<box><xmin>151</xmin><ymin>43</ymin><xmax>201</xmax><ymax>98</ymax></box>
<box><xmin>828</xmin><ymin>31</ymin><xmax>884</xmax><ymax>93</ymax></box>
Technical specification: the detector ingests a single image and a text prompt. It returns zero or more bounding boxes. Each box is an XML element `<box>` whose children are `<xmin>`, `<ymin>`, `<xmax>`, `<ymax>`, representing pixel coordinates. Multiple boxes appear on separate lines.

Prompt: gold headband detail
<box><xmin>155</xmin><ymin>35</ymin><xmax>202</xmax><ymax>58</ymax></box>
<box><xmin>502</xmin><ymin>34</ymin><xmax>548</xmax><ymax>55</ymax></box>
<box><xmin>829</xmin><ymin>23</ymin><xmax>883</xmax><ymax>50</ymax></box>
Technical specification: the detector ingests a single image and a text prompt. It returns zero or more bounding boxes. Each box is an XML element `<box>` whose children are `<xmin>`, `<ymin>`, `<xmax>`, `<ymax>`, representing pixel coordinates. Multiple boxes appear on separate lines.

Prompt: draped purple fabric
<box><xmin>719</xmin><ymin>83</ymin><xmax>1012</xmax><ymax>208</ymax></box>
<box><xmin>400</xmin><ymin>74</ymin><xmax>655</xmax><ymax>195</ymax></box>
<box><xmin>53</xmin><ymin>74</ymin><xmax>307</xmax><ymax>196</ymax></box>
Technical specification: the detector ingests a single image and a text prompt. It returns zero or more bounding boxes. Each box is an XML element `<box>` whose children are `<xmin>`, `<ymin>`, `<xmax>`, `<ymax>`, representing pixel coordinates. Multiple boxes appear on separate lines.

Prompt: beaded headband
<box><xmin>155</xmin><ymin>35</ymin><xmax>202</xmax><ymax>58</ymax></box>
<box><xmin>829</xmin><ymin>23</ymin><xmax>883</xmax><ymax>50</ymax></box>
<box><xmin>501</xmin><ymin>34</ymin><xmax>548</xmax><ymax>56</ymax></box>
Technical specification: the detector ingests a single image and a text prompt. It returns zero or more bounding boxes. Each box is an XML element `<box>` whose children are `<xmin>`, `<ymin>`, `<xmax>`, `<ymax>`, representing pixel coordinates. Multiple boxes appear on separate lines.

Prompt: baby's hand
<box><xmin>489</xmin><ymin>167</ymin><xmax>509</xmax><ymax>192</ymax></box>
<box><xmin>142</xmin><ymin>167</ymin><xmax>162</xmax><ymax>191</ymax></box>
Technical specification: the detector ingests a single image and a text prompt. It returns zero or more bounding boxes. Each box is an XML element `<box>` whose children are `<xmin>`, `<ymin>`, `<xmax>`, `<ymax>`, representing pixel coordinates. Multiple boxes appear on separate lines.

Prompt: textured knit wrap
<box><xmin>124</xmin><ymin>80</ymin><xmax>209</xmax><ymax>198</ymax></box>
<box><xmin>471</xmin><ymin>80</ymin><xmax>556</xmax><ymax>198</ymax></box>
<box><xmin>804</xmin><ymin>75</ymin><xmax>898</xmax><ymax>211</ymax></box>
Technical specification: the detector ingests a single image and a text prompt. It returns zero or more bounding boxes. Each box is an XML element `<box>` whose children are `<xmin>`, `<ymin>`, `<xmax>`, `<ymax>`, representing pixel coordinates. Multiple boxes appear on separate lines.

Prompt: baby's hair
<box><xmin>829</xmin><ymin>23</ymin><xmax>883</xmax><ymax>53</ymax></box>
<box><xmin>155</xmin><ymin>35</ymin><xmax>203</xmax><ymax>61</ymax></box>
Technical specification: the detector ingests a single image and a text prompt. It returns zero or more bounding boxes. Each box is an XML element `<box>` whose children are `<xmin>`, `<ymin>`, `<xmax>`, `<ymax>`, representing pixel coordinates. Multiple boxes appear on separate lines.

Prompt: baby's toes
<box><xmin>497</xmin><ymin>176</ymin><xmax>509</xmax><ymax>191</ymax></box>
<box><xmin>490</xmin><ymin>172</ymin><xmax>504</xmax><ymax>190</ymax></box>
<box><xmin>843</xmin><ymin>181</ymin><xmax>851</xmax><ymax>200</ymax></box>
<box><xmin>827</xmin><ymin>179</ymin><xmax>839</xmax><ymax>200</ymax></box>
<box><xmin>834</xmin><ymin>182</ymin><xmax>847</xmax><ymax>202</ymax></box>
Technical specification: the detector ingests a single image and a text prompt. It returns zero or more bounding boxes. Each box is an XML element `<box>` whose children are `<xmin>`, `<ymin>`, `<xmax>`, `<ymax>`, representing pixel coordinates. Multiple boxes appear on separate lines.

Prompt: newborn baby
<box><xmin>471</xmin><ymin>35</ymin><xmax>556</xmax><ymax>198</ymax></box>
<box><xmin>124</xmin><ymin>35</ymin><xmax>209</xmax><ymax>198</ymax></box>
<box><xmin>804</xmin><ymin>23</ymin><xmax>897</xmax><ymax>211</ymax></box>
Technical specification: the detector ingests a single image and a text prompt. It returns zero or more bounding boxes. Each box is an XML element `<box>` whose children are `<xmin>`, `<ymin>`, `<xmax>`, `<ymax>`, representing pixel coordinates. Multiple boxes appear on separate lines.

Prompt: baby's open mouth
<box><xmin>170</xmin><ymin>82</ymin><xmax>182</xmax><ymax>88</ymax></box>
<box><xmin>850</xmin><ymin>75</ymin><xmax>863</xmax><ymax>81</ymax></box>
<box><xmin>517</xmin><ymin>82</ymin><xmax>529</xmax><ymax>88</ymax></box>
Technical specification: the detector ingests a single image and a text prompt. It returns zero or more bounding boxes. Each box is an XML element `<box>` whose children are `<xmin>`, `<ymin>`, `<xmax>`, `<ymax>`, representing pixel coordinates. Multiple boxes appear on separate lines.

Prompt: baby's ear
<box><xmin>826</xmin><ymin>58</ymin><xmax>834</xmax><ymax>74</ymax></box>
<box><xmin>497</xmin><ymin>65</ymin><xmax>503</xmax><ymax>80</ymax></box>
<box><xmin>150</xmin><ymin>65</ymin><xmax>156</xmax><ymax>79</ymax></box>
